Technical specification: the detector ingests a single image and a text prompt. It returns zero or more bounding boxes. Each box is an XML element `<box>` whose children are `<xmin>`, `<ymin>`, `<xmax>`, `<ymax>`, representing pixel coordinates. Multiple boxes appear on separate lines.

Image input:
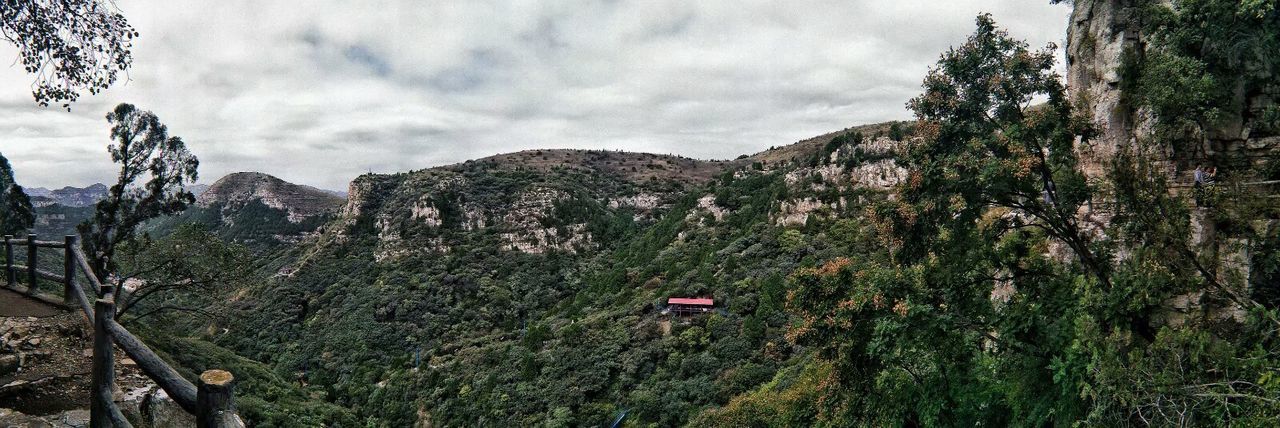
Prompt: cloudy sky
<box><xmin>0</xmin><ymin>1</ymin><xmax>1070</xmax><ymax>191</ymax></box>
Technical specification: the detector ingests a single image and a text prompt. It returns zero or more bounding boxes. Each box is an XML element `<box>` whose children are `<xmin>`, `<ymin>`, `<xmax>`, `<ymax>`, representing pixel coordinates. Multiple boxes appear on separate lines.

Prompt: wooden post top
<box><xmin>200</xmin><ymin>370</ymin><xmax>234</xmax><ymax>387</ymax></box>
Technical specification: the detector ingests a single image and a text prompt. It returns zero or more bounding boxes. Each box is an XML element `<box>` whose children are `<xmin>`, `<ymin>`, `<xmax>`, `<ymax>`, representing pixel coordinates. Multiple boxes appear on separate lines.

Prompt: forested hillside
<box><xmin>165</xmin><ymin>128</ymin><xmax>900</xmax><ymax>426</ymax></box>
<box><xmin>119</xmin><ymin>1</ymin><xmax>1280</xmax><ymax>426</ymax></box>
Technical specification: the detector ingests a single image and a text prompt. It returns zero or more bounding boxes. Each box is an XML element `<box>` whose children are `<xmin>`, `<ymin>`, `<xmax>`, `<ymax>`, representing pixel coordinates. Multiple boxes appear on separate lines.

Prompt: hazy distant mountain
<box><xmin>25</xmin><ymin>183</ymin><xmax>108</xmax><ymax>207</ymax></box>
<box><xmin>24</xmin><ymin>187</ymin><xmax>51</xmax><ymax>198</ymax></box>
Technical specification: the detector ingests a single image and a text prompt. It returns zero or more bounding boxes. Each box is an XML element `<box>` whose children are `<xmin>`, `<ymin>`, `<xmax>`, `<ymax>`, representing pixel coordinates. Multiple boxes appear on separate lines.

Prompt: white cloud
<box><xmin>0</xmin><ymin>0</ymin><xmax>1071</xmax><ymax>190</ymax></box>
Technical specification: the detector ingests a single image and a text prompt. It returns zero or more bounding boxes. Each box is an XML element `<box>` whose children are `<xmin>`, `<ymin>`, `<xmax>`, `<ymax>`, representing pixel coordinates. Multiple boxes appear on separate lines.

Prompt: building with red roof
<box><xmin>667</xmin><ymin>297</ymin><xmax>714</xmax><ymax>316</ymax></box>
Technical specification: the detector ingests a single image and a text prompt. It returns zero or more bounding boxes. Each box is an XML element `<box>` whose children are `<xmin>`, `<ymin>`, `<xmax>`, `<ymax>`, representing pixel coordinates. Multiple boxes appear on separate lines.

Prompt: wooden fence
<box><xmin>3</xmin><ymin>234</ymin><xmax>243</xmax><ymax>428</ymax></box>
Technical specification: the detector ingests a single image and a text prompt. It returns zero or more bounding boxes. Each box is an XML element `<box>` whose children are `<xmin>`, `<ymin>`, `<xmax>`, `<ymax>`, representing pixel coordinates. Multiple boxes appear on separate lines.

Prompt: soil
<box><xmin>0</xmin><ymin>288</ymin><xmax>61</xmax><ymax>318</ymax></box>
<box><xmin>0</xmin><ymin>288</ymin><xmax>149</xmax><ymax>417</ymax></box>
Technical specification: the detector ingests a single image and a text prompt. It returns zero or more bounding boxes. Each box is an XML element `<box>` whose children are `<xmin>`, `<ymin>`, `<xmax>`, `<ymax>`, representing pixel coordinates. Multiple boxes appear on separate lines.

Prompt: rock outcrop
<box><xmin>199</xmin><ymin>172</ymin><xmax>344</xmax><ymax>223</ymax></box>
<box><xmin>1066</xmin><ymin>0</ymin><xmax>1147</xmax><ymax>179</ymax></box>
<box><xmin>337</xmin><ymin>150</ymin><xmax>725</xmax><ymax>259</ymax></box>
<box><xmin>0</xmin><ymin>296</ymin><xmax>191</xmax><ymax>428</ymax></box>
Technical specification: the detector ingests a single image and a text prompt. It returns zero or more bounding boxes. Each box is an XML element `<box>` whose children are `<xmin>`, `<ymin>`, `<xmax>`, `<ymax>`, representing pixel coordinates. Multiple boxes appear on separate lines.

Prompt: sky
<box><xmin>0</xmin><ymin>1</ymin><xmax>1071</xmax><ymax>191</ymax></box>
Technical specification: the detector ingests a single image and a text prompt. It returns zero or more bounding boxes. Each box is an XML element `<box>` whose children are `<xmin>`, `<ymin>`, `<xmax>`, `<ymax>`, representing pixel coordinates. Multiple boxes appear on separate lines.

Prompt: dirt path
<box><xmin>0</xmin><ymin>288</ymin><xmax>61</xmax><ymax>318</ymax></box>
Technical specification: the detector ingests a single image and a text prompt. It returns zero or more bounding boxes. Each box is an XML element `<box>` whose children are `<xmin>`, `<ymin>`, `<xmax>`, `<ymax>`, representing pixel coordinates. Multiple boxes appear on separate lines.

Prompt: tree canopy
<box><xmin>80</xmin><ymin>103</ymin><xmax>198</xmax><ymax>279</ymax></box>
<box><xmin>786</xmin><ymin>14</ymin><xmax>1280</xmax><ymax>425</ymax></box>
<box><xmin>0</xmin><ymin>152</ymin><xmax>34</xmax><ymax>236</ymax></box>
<box><xmin>1</xmin><ymin>0</ymin><xmax>137</xmax><ymax>109</ymax></box>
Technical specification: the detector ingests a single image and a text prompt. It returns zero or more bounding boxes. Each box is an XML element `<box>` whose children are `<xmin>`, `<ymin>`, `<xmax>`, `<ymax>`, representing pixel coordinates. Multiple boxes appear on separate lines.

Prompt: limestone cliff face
<box><xmin>1067</xmin><ymin>0</ymin><xmax>1278</xmax><ymax>176</ymax></box>
<box><xmin>335</xmin><ymin>150</ymin><xmax>723</xmax><ymax>259</ymax></box>
<box><xmin>773</xmin><ymin>135</ymin><xmax>905</xmax><ymax>227</ymax></box>
<box><xmin>1064</xmin><ymin>0</ymin><xmax>1276</xmax><ymax>322</ymax></box>
<box><xmin>199</xmin><ymin>172</ymin><xmax>344</xmax><ymax>223</ymax></box>
<box><xmin>1066</xmin><ymin>0</ymin><xmax>1148</xmax><ymax>178</ymax></box>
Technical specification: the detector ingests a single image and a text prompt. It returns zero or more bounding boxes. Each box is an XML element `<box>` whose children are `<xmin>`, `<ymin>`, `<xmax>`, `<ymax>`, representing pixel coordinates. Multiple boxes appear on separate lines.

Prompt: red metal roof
<box><xmin>668</xmin><ymin>298</ymin><xmax>714</xmax><ymax>306</ymax></box>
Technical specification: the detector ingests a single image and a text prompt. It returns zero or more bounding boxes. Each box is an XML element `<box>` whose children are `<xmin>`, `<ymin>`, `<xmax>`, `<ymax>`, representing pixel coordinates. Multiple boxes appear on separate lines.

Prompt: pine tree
<box><xmin>0</xmin><ymin>153</ymin><xmax>34</xmax><ymax>236</ymax></box>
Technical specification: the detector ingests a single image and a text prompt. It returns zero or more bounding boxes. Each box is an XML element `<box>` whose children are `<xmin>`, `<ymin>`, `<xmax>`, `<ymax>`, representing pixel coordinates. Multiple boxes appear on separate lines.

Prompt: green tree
<box><xmin>786</xmin><ymin>12</ymin><xmax>1280</xmax><ymax>426</ymax></box>
<box><xmin>112</xmin><ymin>224</ymin><xmax>252</xmax><ymax>324</ymax></box>
<box><xmin>0</xmin><ymin>153</ymin><xmax>35</xmax><ymax>236</ymax></box>
<box><xmin>79</xmin><ymin>103</ymin><xmax>199</xmax><ymax>279</ymax></box>
<box><xmin>1126</xmin><ymin>0</ymin><xmax>1280</xmax><ymax>153</ymax></box>
<box><xmin>1</xmin><ymin>0</ymin><xmax>137</xmax><ymax>109</ymax></box>
<box><xmin>789</xmin><ymin>15</ymin><xmax>1100</xmax><ymax>424</ymax></box>
<box><xmin>897</xmin><ymin>13</ymin><xmax>1099</xmax><ymax>283</ymax></box>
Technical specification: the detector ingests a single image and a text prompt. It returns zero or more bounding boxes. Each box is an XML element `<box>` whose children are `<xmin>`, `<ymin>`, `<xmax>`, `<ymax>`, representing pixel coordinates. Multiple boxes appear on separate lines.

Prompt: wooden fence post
<box><xmin>3</xmin><ymin>235</ymin><xmax>12</xmax><ymax>287</ymax></box>
<box><xmin>64</xmin><ymin>235</ymin><xmax>77</xmax><ymax>307</ymax></box>
<box><xmin>90</xmin><ymin>298</ymin><xmax>116</xmax><ymax>428</ymax></box>
<box><xmin>198</xmin><ymin>370</ymin><xmax>244</xmax><ymax>428</ymax></box>
<box><xmin>26</xmin><ymin>233</ymin><xmax>36</xmax><ymax>295</ymax></box>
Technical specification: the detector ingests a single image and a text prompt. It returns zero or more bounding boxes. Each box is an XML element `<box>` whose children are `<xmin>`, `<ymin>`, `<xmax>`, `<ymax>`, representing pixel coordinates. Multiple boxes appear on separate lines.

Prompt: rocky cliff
<box><xmin>1066</xmin><ymin>0</ymin><xmax>1145</xmax><ymax>178</ymax></box>
<box><xmin>198</xmin><ymin>172</ymin><xmax>343</xmax><ymax>223</ymax></box>
<box><xmin>335</xmin><ymin>150</ymin><xmax>733</xmax><ymax>260</ymax></box>
<box><xmin>1067</xmin><ymin>0</ymin><xmax>1279</xmax><ymax>180</ymax></box>
<box><xmin>145</xmin><ymin>172</ymin><xmax>344</xmax><ymax>248</ymax></box>
<box><xmin>1065</xmin><ymin>0</ymin><xmax>1280</xmax><ymax>324</ymax></box>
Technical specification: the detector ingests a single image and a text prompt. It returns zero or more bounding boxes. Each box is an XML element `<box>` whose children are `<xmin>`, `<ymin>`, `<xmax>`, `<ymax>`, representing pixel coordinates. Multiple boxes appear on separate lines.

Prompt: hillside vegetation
<box><xmin>144</xmin><ymin>172</ymin><xmax>343</xmax><ymax>250</ymax></box>
<box><xmin>121</xmin><ymin>1</ymin><xmax>1280</xmax><ymax>426</ymax></box>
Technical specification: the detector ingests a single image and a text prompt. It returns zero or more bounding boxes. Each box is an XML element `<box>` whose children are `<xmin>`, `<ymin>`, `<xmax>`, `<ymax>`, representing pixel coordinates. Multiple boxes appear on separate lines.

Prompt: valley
<box><xmin>3</xmin><ymin>0</ymin><xmax>1279</xmax><ymax>426</ymax></box>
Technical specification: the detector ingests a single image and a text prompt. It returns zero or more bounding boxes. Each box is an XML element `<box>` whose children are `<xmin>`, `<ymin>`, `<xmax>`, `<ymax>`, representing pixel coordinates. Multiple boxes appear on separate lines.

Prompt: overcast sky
<box><xmin>0</xmin><ymin>1</ymin><xmax>1070</xmax><ymax>191</ymax></box>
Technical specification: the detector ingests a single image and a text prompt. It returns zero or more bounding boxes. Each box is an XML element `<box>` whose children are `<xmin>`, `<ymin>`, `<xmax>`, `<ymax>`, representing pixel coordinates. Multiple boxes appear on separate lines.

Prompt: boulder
<box><xmin>119</xmin><ymin>384</ymin><xmax>195</xmax><ymax>428</ymax></box>
<box><xmin>0</xmin><ymin>355</ymin><xmax>18</xmax><ymax>376</ymax></box>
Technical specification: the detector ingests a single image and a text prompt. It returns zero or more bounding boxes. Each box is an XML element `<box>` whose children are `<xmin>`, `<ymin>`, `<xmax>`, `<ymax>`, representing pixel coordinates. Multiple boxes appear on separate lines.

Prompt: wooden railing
<box><xmin>3</xmin><ymin>234</ymin><xmax>244</xmax><ymax>428</ymax></box>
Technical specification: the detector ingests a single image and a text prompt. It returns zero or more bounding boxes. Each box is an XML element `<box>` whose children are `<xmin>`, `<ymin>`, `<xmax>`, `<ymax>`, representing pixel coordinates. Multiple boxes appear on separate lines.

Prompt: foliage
<box><xmin>1129</xmin><ymin>0</ymin><xmax>1280</xmax><ymax>148</ymax></box>
<box><xmin>686</xmin><ymin>358</ymin><xmax>828</xmax><ymax>427</ymax></box>
<box><xmin>113</xmin><ymin>224</ymin><xmax>253</xmax><ymax>323</ymax></box>
<box><xmin>112</xmin><ymin>5</ymin><xmax>1280</xmax><ymax>426</ymax></box>
<box><xmin>139</xmin><ymin>331</ymin><xmax>358</xmax><ymax>427</ymax></box>
<box><xmin>144</xmin><ymin>200</ymin><xmax>331</xmax><ymax>252</ymax></box>
<box><xmin>166</xmin><ymin>155</ymin><xmax>869</xmax><ymax>426</ymax></box>
<box><xmin>0</xmin><ymin>152</ymin><xmax>34</xmax><ymax>236</ymax></box>
<box><xmin>79</xmin><ymin>103</ymin><xmax>199</xmax><ymax>278</ymax></box>
<box><xmin>0</xmin><ymin>0</ymin><xmax>137</xmax><ymax>109</ymax></box>
<box><xmin>784</xmin><ymin>13</ymin><xmax>1280</xmax><ymax>426</ymax></box>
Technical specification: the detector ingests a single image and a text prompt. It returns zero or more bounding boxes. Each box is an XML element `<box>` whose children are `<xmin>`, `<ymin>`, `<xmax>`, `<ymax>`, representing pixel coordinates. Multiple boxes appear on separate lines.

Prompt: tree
<box><xmin>787</xmin><ymin>13</ymin><xmax>1280</xmax><ymax>426</ymax></box>
<box><xmin>897</xmin><ymin>13</ymin><xmax>1100</xmax><ymax>284</ymax></box>
<box><xmin>1</xmin><ymin>0</ymin><xmax>138</xmax><ymax>109</ymax></box>
<box><xmin>112</xmin><ymin>224</ymin><xmax>252</xmax><ymax>324</ymax></box>
<box><xmin>79</xmin><ymin>103</ymin><xmax>198</xmax><ymax>279</ymax></box>
<box><xmin>789</xmin><ymin>15</ymin><xmax>1101</xmax><ymax>424</ymax></box>
<box><xmin>0</xmin><ymin>152</ymin><xmax>34</xmax><ymax>236</ymax></box>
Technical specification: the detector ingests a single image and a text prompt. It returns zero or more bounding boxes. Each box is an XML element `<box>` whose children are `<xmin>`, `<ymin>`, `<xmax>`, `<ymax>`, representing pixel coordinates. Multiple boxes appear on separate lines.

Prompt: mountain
<box><xmin>186</xmin><ymin>183</ymin><xmax>210</xmax><ymax>197</ymax></box>
<box><xmin>146</xmin><ymin>172</ymin><xmax>344</xmax><ymax>248</ymax></box>
<box><xmin>30</xmin><ymin>202</ymin><xmax>94</xmax><ymax>237</ymax></box>
<box><xmin>196</xmin><ymin>172</ymin><xmax>343</xmax><ymax>220</ymax></box>
<box><xmin>127</xmin><ymin>1</ymin><xmax>1280</xmax><ymax>425</ymax></box>
<box><xmin>26</xmin><ymin>187</ymin><xmax>99</xmax><ymax>237</ymax></box>
<box><xmin>170</xmin><ymin>123</ymin><xmax>904</xmax><ymax>426</ymax></box>
<box><xmin>25</xmin><ymin>183</ymin><xmax>108</xmax><ymax>207</ymax></box>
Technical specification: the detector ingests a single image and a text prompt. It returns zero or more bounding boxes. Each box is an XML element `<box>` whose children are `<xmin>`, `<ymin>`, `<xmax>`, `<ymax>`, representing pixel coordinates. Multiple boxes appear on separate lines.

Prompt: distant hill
<box><xmin>197</xmin><ymin>172</ymin><xmax>344</xmax><ymax>221</ymax></box>
<box><xmin>186</xmin><ymin>183</ymin><xmax>210</xmax><ymax>196</ymax></box>
<box><xmin>25</xmin><ymin>183</ymin><xmax>108</xmax><ymax>207</ymax></box>
<box><xmin>25</xmin><ymin>185</ymin><xmax>102</xmax><ymax>237</ymax></box>
<box><xmin>30</xmin><ymin>202</ymin><xmax>94</xmax><ymax>237</ymax></box>
<box><xmin>328</xmin><ymin>149</ymin><xmax>737</xmax><ymax>260</ymax></box>
<box><xmin>146</xmin><ymin>172</ymin><xmax>345</xmax><ymax>248</ymax></box>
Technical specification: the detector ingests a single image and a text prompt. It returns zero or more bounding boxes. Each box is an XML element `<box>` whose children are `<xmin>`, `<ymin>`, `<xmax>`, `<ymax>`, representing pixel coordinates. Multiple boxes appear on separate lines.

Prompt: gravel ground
<box><xmin>0</xmin><ymin>288</ymin><xmax>150</xmax><ymax>418</ymax></box>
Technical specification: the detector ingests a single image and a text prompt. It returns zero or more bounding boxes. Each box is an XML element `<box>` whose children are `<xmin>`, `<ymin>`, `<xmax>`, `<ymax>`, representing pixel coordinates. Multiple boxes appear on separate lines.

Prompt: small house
<box><xmin>667</xmin><ymin>297</ymin><xmax>714</xmax><ymax>316</ymax></box>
